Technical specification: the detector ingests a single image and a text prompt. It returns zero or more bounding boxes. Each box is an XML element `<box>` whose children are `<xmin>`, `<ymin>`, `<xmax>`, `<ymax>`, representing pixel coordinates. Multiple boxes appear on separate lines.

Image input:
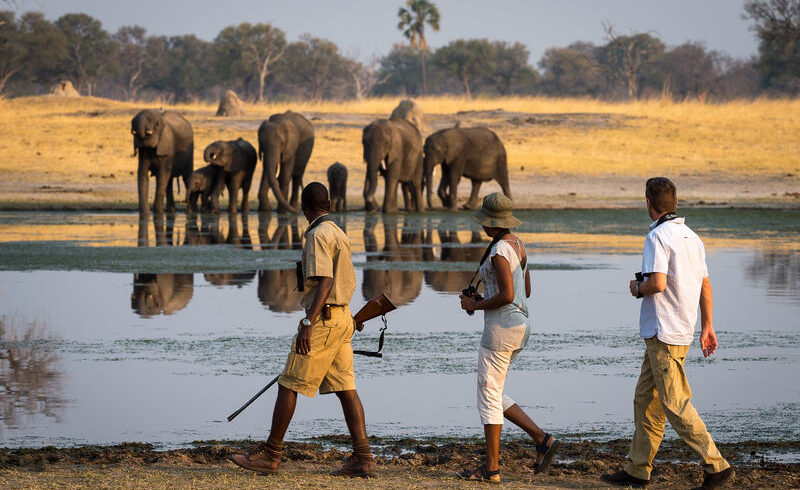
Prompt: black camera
<box><xmin>462</xmin><ymin>285</ymin><xmax>482</xmax><ymax>316</ymax></box>
<box><xmin>634</xmin><ymin>272</ymin><xmax>644</xmax><ymax>299</ymax></box>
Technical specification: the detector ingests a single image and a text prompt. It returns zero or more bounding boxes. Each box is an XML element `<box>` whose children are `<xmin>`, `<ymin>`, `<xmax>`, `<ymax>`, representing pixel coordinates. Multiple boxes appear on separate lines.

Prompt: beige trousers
<box><xmin>625</xmin><ymin>336</ymin><xmax>730</xmax><ymax>480</ymax></box>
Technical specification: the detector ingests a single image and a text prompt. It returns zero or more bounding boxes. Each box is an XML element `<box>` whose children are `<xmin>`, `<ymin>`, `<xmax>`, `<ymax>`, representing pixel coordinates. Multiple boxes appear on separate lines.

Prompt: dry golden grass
<box><xmin>0</xmin><ymin>95</ymin><xmax>798</xmax><ymax>208</ymax></box>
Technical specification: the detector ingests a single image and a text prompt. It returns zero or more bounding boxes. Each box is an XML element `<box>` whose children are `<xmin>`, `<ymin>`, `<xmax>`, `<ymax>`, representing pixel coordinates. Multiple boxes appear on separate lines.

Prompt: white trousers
<box><xmin>477</xmin><ymin>345</ymin><xmax>520</xmax><ymax>425</ymax></box>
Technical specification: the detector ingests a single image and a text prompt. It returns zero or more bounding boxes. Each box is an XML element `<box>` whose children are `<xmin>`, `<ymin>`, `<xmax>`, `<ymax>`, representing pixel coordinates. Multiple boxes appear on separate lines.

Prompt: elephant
<box><xmin>204</xmin><ymin>138</ymin><xmax>257</xmax><ymax>214</ymax></box>
<box><xmin>362</xmin><ymin>117</ymin><xmax>423</xmax><ymax>213</ymax></box>
<box><xmin>257</xmin><ymin>111</ymin><xmax>314</xmax><ymax>213</ymax></box>
<box><xmin>131</xmin><ymin>109</ymin><xmax>194</xmax><ymax>215</ymax></box>
<box><xmin>131</xmin><ymin>273</ymin><xmax>194</xmax><ymax>317</ymax></box>
<box><xmin>327</xmin><ymin>162</ymin><xmax>348</xmax><ymax>212</ymax></box>
<box><xmin>186</xmin><ymin>164</ymin><xmax>220</xmax><ymax>213</ymax></box>
<box><xmin>361</xmin><ymin>214</ymin><xmax>423</xmax><ymax>306</ymax></box>
<box><xmin>423</xmin><ymin>127</ymin><xmax>511</xmax><ymax>210</ymax></box>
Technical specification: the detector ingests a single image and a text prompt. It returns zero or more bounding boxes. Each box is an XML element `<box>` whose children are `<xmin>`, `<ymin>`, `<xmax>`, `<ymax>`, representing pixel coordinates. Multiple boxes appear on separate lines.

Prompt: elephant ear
<box><xmin>155</xmin><ymin>120</ymin><xmax>175</xmax><ymax>157</ymax></box>
<box><xmin>222</xmin><ymin>144</ymin><xmax>239</xmax><ymax>172</ymax></box>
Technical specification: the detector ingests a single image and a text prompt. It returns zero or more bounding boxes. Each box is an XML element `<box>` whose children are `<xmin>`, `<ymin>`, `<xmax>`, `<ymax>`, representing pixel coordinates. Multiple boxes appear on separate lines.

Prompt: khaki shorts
<box><xmin>278</xmin><ymin>305</ymin><xmax>356</xmax><ymax>397</ymax></box>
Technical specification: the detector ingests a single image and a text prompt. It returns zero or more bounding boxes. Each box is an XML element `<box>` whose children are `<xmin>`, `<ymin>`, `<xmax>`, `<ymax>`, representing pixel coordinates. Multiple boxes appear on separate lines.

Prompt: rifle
<box><xmin>226</xmin><ymin>293</ymin><xmax>397</xmax><ymax>422</ymax></box>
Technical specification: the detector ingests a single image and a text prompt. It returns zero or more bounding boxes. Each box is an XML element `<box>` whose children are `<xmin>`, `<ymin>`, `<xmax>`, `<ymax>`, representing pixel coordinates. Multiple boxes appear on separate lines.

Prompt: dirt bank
<box><xmin>1</xmin><ymin>438</ymin><xmax>797</xmax><ymax>489</ymax></box>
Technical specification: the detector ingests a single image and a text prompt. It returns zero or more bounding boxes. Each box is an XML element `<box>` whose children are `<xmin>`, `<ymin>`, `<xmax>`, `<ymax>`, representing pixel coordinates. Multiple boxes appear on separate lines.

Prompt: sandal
<box><xmin>456</xmin><ymin>463</ymin><xmax>501</xmax><ymax>483</ymax></box>
<box><xmin>532</xmin><ymin>432</ymin><xmax>561</xmax><ymax>474</ymax></box>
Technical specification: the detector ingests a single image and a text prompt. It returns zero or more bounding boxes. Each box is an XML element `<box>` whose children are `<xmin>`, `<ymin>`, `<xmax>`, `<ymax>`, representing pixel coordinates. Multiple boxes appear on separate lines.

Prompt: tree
<box><xmin>433</xmin><ymin>38</ymin><xmax>494</xmax><ymax>98</ymax></box>
<box><xmin>0</xmin><ymin>11</ymin><xmax>25</xmax><ymax>94</ymax></box>
<box><xmin>113</xmin><ymin>25</ymin><xmax>148</xmax><ymax>101</ymax></box>
<box><xmin>658</xmin><ymin>42</ymin><xmax>720</xmax><ymax>99</ymax></box>
<box><xmin>55</xmin><ymin>13</ymin><xmax>116</xmax><ymax>96</ymax></box>
<box><xmin>17</xmin><ymin>12</ymin><xmax>66</xmax><ymax>89</ymax></box>
<box><xmin>277</xmin><ymin>35</ymin><xmax>349</xmax><ymax>100</ymax></box>
<box><xmin>538</xmin><ymin>43</ymin><xmax>603</xmax><ymax>96</ymax></box>
<box><xmin>147</xmin><ymin>34</ymin><xmax>215</xmax><ymax>103</ymax></box>
<box><xmin>397</xmin><ymin>0</ymin><xmax>440</xmax><ymax>96</ymax></box>
<box><xmin>489</xmin><ymin>41</ymin><xmax>538</xmax><ymax>95</ymax></box>
<box><xmin>373</xmin><ymin>44</ymin><xmax>425</xmax><ymax>95</ymax></box>
<box><xmin>598</xmin><ymin>25</ymin><xmax>665</xmax><ymax>99</ymax></box>
<box><xmin>744</xmin><ymin>0</ymin><xmax>800</xmax><ymax>93</ymax></box>
<box><xmin>214</xmin><ymin>22</ymin><xmax>286</xmax><ymax>102</ymax></box>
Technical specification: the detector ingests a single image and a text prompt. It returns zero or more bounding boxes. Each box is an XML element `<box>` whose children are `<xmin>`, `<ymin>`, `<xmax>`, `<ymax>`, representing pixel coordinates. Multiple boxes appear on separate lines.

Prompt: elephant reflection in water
<box><xmin>362</xmin><ymin>213</ymin><xmax>423</xmax><ymax>306</ymax></box>
<box><xmin>257</xmin><ymin>213</ymin><xmax>304</xmax><ymax>312</ymax></box>
<box><xmin>131</xmin><ymin>273</ymin><xmax>194</xmax><ymax>317</ymax></box>
<box><xmin>201</xmin><ymin>213</ymin><xmax>256</xmax><ymax>287</ymax></box>
<box><xmin>424</xmin><ymin>228</ymin><xmax>487</xmax><ymax>294</ymax></box>
<box><xmin>0</xmin><ymin>318</ymin><xmax>66</xmax><ymax>431</ymax></box>
<box><xmin>747</xmin><ymin>249</ymin><xmax>800</xmax><ymax>301</ymax></box>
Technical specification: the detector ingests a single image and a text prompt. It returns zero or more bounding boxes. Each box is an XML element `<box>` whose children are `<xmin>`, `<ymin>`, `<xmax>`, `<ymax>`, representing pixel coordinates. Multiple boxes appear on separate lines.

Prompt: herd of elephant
<box><xmin>131</xmin><ymin>108</ymin><xmax>513</xmax><ymax>216</ymax></box>
<box><xmin>131</xmin><ymin>212</ymin><xmax>484</xmax><ymax>317</ymax></box>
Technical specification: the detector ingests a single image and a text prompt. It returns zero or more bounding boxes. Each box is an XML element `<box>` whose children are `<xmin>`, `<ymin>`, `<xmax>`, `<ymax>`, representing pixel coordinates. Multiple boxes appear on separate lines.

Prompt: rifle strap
<box><xmin>353</xmin><ymin>314</ymin><xmax>388</xmax><ymax>358</ymax></box>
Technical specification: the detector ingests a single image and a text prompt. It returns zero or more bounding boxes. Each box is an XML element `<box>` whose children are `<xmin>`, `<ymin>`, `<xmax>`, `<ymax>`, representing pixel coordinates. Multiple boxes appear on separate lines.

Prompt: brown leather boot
<box><xmin>228</xmin><ymin>439</ymin><xmax>282</xmax><ymax>474</ymax></box>
<box><xmin>331</xmin><ymin>440</ymin><xmax>376</xmax><ymax>478</ymax></box>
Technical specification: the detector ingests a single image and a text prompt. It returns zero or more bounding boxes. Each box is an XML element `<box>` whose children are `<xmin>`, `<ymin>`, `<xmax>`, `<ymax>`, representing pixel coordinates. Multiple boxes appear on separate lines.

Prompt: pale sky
<box><xmin>18</xmin><ymin>0</ymin><xmax>758</xmax><ymax>65</ymax></box>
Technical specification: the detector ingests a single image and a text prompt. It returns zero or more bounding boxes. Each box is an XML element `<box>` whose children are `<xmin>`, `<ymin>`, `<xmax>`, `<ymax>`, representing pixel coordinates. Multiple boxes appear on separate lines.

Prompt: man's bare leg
<box><xmin>229</xmin><ymin>384</ymin><xmax>297</xmax><ymax>474</ymax></box>
<box><xmin>332</xmin><ymin>389</ymin><xmax>375</xmax><ymax>477</ymax></box>
<box><xmin>268</xmin><ymin>384</ymin><xmax>298</xmax><ymax>442</ymax></box>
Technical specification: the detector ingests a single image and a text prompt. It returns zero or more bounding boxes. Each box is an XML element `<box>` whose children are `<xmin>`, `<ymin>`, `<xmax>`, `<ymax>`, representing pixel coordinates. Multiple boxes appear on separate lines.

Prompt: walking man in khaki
<box><xmin>230</xmin><ymin>182</ymin><xmax>376</xmax><ymax>477</ymax></box>
<box><xmin>602</xmin><ymin>177</ymin><xmax>733</xmax><ymax>489</ymax></box>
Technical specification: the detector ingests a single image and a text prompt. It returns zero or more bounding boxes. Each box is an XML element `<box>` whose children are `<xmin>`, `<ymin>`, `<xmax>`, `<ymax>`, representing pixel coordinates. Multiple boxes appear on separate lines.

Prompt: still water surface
<box><xmin>0</xmin><ymin>210</ymin><xmax>798</xmax><ymax>449</ymax></box>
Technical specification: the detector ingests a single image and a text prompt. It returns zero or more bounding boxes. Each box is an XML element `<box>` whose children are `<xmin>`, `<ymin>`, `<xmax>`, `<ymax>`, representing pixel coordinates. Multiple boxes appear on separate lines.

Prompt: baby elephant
<box><xmin>204</xmin><ymin>138</ymin><xmax>257</xmax><ymax>214</ymax></box>
<box><xmin>327</xmin><ymin>162</ymin><xmax>348</xmax><ymax>212</ymax></box>
<box><xmin>186</xmin><ymin>164</ymin><xmax>220</xmax><ymax>213</ymax></box>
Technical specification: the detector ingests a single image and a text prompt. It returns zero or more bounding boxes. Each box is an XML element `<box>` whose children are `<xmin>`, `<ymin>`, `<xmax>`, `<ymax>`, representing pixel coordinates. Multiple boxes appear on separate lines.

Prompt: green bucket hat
<box><xmin>472</xmin><ymin>192</ymin><xmax>521</xmax><ymax>229</ymax></box>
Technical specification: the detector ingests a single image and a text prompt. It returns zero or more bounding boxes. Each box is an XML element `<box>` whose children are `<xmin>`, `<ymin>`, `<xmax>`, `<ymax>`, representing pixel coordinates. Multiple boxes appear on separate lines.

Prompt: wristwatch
<box><xmin>301</xmin><ymin>317</ymin><xmax>312</xmax><ymax>328</ymax></box>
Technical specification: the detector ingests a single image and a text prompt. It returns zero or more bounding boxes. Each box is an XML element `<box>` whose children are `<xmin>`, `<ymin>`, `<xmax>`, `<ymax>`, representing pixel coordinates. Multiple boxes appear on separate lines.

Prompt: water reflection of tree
<box><xmin>362</xmin><ymin>214</ymin><xmax>423</xmax><ymax>306</ymax></box>
<box><xmin>0</xmin><ymin>317</ymin><xmax>66</xmax><ymax>432</ymax></box>
<box><xmin>746</xmin><ymin>250</ymin><xmax>800</xmax><ymax>301</ymax></box>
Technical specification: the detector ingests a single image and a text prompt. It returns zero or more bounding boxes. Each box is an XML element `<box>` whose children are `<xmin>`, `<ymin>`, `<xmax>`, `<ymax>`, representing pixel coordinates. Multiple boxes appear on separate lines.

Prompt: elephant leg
<box><xmin>446</xmin><ymin>167</ymin><xmax>462</xmax><ymax>210</ymax></box>
<box><xmin>211</xmin><ymin>174</ymin><xmax>226</xmax><ymax>214</ymax></box>
<box><xmin>137</xmin><ymin>161</ymin><xmax>150</xmax><ymax>216</ymax></box>
<box><xmin>277</xmin><ymin>167</ymin><xmax>293</xmax><ymax>213</ymax></box>
<box><xmin>289</xmin><ymin>174</ymin><xmax>302</xmax><ymax>209</ymax></box>
<box><xmin>154</xmin><ymin>169</ymin><xmax>169</xmax><ymax>215</ymax></box>
<box><xmin>241</xmin><ymin>177</ymin><xmax>251</xmax><ymax>216</ymax></box>
<box><xmin>463</xmin><ymin>179</ymin><xmax>483</xmax><ymax>210</ymax></box>
<box><xmin>383</xmin><ymin>174</ymin><xmax>400</xmax><ymax>214</ymax></box>
<box><xmin>166</xmin><ymin>176</ymin><xmax>176</xmax><ymax>214</ymax></box>
<box><xmin>400</xmin><ymin>182</ymin><xmax>412</xmax><ymax>211</ymax></box>
<box><xmin>228</xmin><ymin>176</ymin><xmax>241</xmax><ymax>214</ymax></box>
<box><xmin>438</xmin><ymin>166</ymin><xmax>450</xmax><ymax>208</ymax></box>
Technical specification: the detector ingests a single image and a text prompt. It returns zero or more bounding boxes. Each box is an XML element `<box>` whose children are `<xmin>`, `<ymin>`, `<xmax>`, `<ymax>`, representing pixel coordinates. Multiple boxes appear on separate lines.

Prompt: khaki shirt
<box><xmin>300</xmin><ymin>219</ymin><xmax>356</xmax><ymax>310</ymax></box>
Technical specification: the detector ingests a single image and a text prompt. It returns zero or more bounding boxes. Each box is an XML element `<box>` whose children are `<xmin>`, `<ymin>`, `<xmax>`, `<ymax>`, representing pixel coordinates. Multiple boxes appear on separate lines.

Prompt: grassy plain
<box><xmin>0</xmin><ymin>95</ymin><xmax>798</xmax><ymax>209</ymax></box>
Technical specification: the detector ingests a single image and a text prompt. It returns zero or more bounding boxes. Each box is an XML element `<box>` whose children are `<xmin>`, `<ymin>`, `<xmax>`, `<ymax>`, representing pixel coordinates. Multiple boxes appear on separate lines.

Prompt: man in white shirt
<box><xmin>602</xmin><ymin>177</ymin><xmax>733</xmax><ymax>489</ymax></box>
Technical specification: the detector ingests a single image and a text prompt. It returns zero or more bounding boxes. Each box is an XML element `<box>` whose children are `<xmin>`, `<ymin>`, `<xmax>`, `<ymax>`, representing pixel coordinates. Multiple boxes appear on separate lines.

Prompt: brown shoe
<box><xmin>601</xmin><ymin>469</ymin><xmax>649</xmax><ymax>488</ymax></box>
<box><xmin>330</xmin><ymin>453</ymin><xmax>376</xmax><ymax>478</ymax></box>
<box><xmin>692</xmin><ymin>467</ymin><xmax>734</xmax><ymax>490</ymax></box>
<box><xmin>228</xmin><ymin>443</ymin><xmax>281</xmax><ymax>475</ymax></box>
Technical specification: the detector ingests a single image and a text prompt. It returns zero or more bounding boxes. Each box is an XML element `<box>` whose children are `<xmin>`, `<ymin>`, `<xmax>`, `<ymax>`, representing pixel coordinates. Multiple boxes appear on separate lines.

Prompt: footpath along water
<box><xmin>0</xmin><ymin>210</ymin><xmax>798</xmax><ymax>454</ymax></box>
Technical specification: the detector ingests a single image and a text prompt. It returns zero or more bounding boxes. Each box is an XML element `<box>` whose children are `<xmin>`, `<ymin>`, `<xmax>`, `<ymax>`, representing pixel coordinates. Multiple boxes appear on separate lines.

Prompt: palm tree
<box><xmin>397</xmin><ymin>0</ymin><xmax>440</xmax><ymax>96</ymax></box>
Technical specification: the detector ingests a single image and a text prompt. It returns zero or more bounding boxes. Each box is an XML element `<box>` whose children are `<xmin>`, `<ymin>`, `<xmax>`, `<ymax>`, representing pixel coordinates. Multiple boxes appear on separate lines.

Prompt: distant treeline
<box><xmin>1</xmin><ymin>6</ymin><xmax>798</xmax><ymax>102</ymax></box>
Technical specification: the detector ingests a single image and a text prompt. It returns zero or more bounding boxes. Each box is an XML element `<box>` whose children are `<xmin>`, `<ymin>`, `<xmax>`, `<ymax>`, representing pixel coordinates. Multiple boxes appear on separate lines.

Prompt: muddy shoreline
<box><xmin>1</xmin><ymin>437</ymin><xmax>798</xmax><ymax>489</ymax></box>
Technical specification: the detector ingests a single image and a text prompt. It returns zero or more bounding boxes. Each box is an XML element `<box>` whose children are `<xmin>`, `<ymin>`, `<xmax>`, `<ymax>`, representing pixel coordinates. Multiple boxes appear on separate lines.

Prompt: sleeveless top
<box><xmin>478</xmin><ymin>237</ymin><xmax>531</xmax><ymax>351</ymax></box>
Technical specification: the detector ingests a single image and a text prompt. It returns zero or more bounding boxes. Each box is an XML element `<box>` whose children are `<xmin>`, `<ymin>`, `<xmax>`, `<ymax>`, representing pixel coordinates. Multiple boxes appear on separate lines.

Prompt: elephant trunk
<box><xmin>423</xmin><ymin>155</ymin><xmax>437</xmax><ymax>210</ymax></box>
<box><xmin>264</xmin><ymin>151</ymin><xmax>297</xmax><ymax>213</ymax></box>
<box><xmin>363</xmin><ymin>147</ymin><xmax>381</xmax><ymax>212</ymax></box>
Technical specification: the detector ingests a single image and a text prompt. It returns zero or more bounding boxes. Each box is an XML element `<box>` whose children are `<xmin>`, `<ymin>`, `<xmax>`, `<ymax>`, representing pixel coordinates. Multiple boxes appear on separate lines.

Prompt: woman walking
<box><xmin>457</xmin><ymin>193</ymin><xmax>560</xmax><ymax>482</ymax></box>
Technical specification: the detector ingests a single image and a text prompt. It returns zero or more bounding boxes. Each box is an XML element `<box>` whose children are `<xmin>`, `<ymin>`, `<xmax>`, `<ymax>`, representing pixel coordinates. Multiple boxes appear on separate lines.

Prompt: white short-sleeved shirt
<box><xmin>479</xmin><ymin>239</ymin><xmax>530</xmax><ymax>351</ymax></box>
<box><xmin>639</xmin><ymin>217</ymin><xmax>708</xmax><ymax>345</ymax></box>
